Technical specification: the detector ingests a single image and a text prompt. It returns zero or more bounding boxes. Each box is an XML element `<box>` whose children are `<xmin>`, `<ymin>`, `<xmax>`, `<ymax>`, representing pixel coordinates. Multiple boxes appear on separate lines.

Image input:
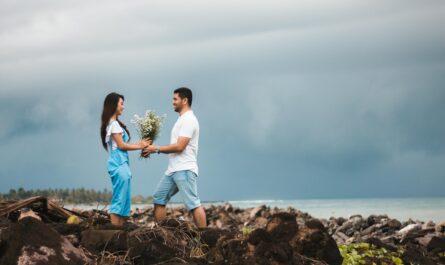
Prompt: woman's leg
<box><xmin>110</xmin><ymin>213</ymin><xmax>124</xmax><ymax>226</ymax></box>
<box><xmin>109</xmin><ymin>163</ymin><xmax>132</xmax><ymax>223</ymax></box>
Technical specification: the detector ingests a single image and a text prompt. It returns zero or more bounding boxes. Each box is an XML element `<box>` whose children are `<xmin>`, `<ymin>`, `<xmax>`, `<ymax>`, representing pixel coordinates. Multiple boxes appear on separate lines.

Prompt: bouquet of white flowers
<box><xmin>131</xmin><ymin>110</ymin><xmax>166</xmax><ymax>158</ymax></box>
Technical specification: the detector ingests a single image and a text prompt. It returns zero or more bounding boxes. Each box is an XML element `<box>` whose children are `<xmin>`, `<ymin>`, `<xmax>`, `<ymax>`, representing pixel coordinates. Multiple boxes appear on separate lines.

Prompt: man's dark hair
<box><xmin>174</xmin><ymin>87</ymin><xmax>193</xmax><ymax>106</ymax></box>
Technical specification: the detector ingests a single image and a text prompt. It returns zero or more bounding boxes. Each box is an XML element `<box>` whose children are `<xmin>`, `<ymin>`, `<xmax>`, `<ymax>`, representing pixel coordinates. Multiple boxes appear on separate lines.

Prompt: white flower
<box><xmin>131</xmin><ymin>110</ymin><xmax>166</xmax><ymax>142</ymax></box>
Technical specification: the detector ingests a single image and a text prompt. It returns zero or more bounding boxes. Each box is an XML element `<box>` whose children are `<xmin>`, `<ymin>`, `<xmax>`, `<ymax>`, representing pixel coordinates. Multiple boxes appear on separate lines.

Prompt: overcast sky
<box><xmin>1</xmin><ymin>0</ymin><xmax>444</xmax><ymax>200</ymax></box>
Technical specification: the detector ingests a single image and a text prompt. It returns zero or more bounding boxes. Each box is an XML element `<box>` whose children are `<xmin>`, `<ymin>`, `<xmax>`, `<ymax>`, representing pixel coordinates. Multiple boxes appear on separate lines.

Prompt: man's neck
<box><xmin>179</xmin><ymin>107</ymin><xmax>191</xmax><ymax>116</ymax></box>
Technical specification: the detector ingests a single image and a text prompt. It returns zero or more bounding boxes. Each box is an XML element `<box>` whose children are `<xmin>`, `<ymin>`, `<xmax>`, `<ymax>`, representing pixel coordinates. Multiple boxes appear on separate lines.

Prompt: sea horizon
<box><xmin>65</xmin><ymin>196</ymin><xmax>445</xmax><ymax>223</ymax></box>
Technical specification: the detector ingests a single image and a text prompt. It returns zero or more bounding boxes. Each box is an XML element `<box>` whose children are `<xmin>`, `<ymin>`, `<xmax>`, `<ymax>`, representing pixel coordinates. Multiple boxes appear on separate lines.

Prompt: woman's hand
<box><xmin>139</xmin><ymin>139</ymin><xmax>151</xmax><ymax>149</ymax></box>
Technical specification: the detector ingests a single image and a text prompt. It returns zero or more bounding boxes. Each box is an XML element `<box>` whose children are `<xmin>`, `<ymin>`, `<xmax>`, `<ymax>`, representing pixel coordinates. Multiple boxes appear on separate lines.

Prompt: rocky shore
<box><xmin>0</xmin><ymin>197</ymin><xmax>444</xmax><ymax>265</ymax></box>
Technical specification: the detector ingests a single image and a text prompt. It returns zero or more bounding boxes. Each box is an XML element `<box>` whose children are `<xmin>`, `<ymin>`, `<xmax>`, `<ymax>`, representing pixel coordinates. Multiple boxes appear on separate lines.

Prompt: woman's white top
<box><xmin>105</xmin><ymin>120</ymin><xmax>123</xmax><ymax>151</ymax></box>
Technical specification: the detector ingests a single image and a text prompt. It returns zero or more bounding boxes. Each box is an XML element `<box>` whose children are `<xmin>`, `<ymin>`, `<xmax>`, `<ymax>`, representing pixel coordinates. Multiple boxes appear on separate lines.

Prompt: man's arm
<box><xmin>112</xmin><ymin>133</ymin><xmax>151</xmax><ymax>151</ymax></box>
<box><xmin>142</xmin><ymin>137</ymin><xmax>190</xmax><ymax>156</ymax></box>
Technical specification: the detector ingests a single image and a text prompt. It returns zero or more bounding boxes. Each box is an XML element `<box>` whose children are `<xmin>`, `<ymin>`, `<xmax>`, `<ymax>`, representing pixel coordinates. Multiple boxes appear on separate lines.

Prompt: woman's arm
<box><xmin>142</xmin><ymin>137</ymin><xmax>190</xmax><ymax>156</ymax></box>
<box><xmin>112</xmin><ymin>133</ymin><xmax>150</xmax><ymax>151</ymax></box>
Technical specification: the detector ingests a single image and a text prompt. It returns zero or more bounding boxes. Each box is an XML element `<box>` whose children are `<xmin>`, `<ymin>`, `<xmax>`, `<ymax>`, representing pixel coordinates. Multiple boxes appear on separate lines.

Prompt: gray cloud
<box><xmin>0</xmin><ymin>0</ymin><xmax>444</xmax><ymax>199</ymax></box>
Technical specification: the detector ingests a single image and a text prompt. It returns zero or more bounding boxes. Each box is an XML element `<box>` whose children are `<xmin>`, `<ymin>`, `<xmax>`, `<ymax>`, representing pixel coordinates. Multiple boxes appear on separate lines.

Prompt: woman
<box><xmin>100</xmin><ymin>92</ymin><xmax>150</xmax><ymax>226</ymax></box>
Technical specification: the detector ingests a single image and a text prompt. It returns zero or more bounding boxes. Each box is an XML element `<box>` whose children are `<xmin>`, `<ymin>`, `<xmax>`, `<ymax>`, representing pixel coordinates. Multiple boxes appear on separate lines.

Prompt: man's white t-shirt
<box><xmin>165</xmin><ymin>110</ymin><xmax>199</xmax><ymax>176</ymax></box>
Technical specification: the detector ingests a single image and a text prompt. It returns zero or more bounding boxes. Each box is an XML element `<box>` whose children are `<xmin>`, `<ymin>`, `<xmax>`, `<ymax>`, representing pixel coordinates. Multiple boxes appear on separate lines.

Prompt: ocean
<box><xmin>224</xmin><ymin>197</ymin><xmax>445</xmax><ymax>223</ymax></box>
<box><xmin>65</xmin><ymin>197</ymin><xmax>445</xmax><ymax>223</ymax></box>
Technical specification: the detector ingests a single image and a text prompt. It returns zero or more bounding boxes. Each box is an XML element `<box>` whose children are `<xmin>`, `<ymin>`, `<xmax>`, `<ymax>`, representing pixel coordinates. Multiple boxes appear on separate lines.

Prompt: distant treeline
<box><xmin>0</xmin><ymin>187</ymin><xmax>152</xmax><ymax>204</ymax></box>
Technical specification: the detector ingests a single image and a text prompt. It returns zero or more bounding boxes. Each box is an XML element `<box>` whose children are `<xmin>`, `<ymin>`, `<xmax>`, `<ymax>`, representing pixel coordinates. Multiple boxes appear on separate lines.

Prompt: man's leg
<box><xmin>192</xmin><ymin>206</ymin><xmax>207</xmax><ymax>228</ymax></box>
<box><xmin>154</xmin><ymin>204</ymin><xmax>167</xmax><ymax>222</ymax></box>
<box><xmin>152</xmin><ymin>174</ymin><xmax>178</xmax><ymax>223</ymax></box>
<box><xmin>173</xmin><ymin>170</ymin><xmax>207</xmax><ymax>228</ymax></box>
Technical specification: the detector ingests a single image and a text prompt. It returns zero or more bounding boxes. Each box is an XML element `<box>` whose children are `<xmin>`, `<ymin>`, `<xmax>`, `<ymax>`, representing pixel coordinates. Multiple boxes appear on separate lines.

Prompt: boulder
<box><xmin>0</xmin><ymin>217</ymin><xmax>89</xmax><ymax>265</ymax></box>
<box><xmin>266</xmin><ymin>212</ymin><xmax>298</xmax><ymax>241</ymax></box>
<box><xmin>398</xmin><ymin>223</ymin><xmax>421</xmax><ymax>236</ymax></box>
<box><xmin>365</xmin><ymin>237</ymin><xmax>398</xmax><ymax>252</ymax></box>
<box><xmin>426</xmin><ymin>236</ymin><xmax>445</xmax><ymax>252</ymax></box>
<box><xmin>249</xmin><ymin>205</ymin><xmax>266</xmax><ymax>219</ymax></box>
<box><xmin>401</xmin><ymin>243</ymin><xmax>436</xmax><ymax>265</ymax></box>
<box><xmin>435</xmin><ymin>221</ymin><xmax>445</xmax><ymax>233</ymax></box>
<box><xmin>292</xmin><ymin>218</ymin><xmax>343</xmax><ymax>265</ymax></box>
<box><xmin>387</xmin><ymin>218</ymin><xmax>402</xmax><ymax>230</ymax></box>
<box><xmin>80</xmin><ymin>229</ymin><xmax>128</xmax><ymax>253</ymax></box>
<box><xmin>336</xmin><ymin>215</ymin><xmax>364</xmax><ymax>236</ymax></box>
<box><xmin>422</xmin><ymin>220</ymin><xmax>435</xmax><ymax>230</ymax></box>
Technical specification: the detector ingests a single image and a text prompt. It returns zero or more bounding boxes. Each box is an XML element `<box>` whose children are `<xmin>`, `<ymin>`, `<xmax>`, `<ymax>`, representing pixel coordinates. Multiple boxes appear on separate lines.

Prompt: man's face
<box><xmin>172</xmin><ymin>93</ymin><xmax>186</xmax><ymax>112</ymax></box>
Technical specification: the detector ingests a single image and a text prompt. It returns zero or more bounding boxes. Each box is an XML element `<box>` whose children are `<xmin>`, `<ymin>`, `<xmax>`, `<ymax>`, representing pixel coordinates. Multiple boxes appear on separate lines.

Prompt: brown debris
<box><xmin>1</xmin><ymin>197</ymin><xmax>444</xmax><ymax>264</ymax></box>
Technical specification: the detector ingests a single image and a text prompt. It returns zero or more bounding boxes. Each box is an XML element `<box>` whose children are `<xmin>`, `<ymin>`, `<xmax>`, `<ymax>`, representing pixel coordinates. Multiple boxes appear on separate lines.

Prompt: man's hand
<box><xmin>142</xmin><ymin>145</ymin><xmax>157</xmax><ymax>157</ymax></box>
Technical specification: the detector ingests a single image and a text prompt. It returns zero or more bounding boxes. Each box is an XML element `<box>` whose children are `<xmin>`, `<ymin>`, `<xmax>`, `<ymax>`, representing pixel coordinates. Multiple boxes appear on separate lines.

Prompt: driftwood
<box><xmin>0</xmin><ymin>196</ymin><xmax>81</xmax><ymax>221</ymax></box>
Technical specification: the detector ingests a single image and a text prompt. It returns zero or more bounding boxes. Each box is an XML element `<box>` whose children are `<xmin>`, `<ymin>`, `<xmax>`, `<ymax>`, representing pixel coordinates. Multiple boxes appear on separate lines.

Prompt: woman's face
<box><xmin>116</xmin><ymin>97</ymin><xmax>125</xmax><ymax>116</ymax></box>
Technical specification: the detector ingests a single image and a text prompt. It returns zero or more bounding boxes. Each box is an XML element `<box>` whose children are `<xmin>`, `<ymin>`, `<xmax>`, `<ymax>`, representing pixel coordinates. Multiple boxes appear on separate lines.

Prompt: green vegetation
<box><xmin>0</xmin><ymin>187</ymin><xmax>152</xmax><ymax>204</ymax></box>
<box><xmin>241</xmin><ymin>227</ymin><xmax>254</xmax><ymax>238</ymax></box>
<box><xmin>339</xmin><ymin>243</ymin><xmax>405</xmax><ymax>265</ymax></box>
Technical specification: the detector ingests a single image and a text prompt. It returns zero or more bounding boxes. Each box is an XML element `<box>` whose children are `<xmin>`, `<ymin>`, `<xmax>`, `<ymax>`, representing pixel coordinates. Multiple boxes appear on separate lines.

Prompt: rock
<box><xmin>366</xmin><ymin>215</ymin><xmax>378</xmax><ymax>226</ymax></box>
<box><xmin>402</xmin><ymin>218</ymin><xmax>416</xmax><ymax>227</ymax></box>
<box><xmin>426</xmin><ymin>236</ymin><xmax>445</xmax><ymax>252</ymax></box>
<box><xmin>266</xmin><ymin>212</ymin><xmax>298</xmax><ymax>241</ymax></box>
<box><xmin>422</xmin><ymin>220</ymin><xmax>435</xmax><ymax>230</ymax></box>
<box><xmin>435</xmin><ymin>221</ymin><xmax>445</xmax><ymax>233</ymax></box>
<box><xmin>387</xmin><ymin>218</ymin><xmax>402</xmax><ymax>230</ymax></box>
<box><xmin>217</xmin><ymin>211</ymin><xmax>235</xmax><ymax>227</ymax></box>
<box><xmin>253</xmin><ymin>241</ymin><xmax>293</xmax><ymax>263</ymax></box>
<box><xmin>401</xmin><ymin>243</ymin><xmax>436</xmax><ymax>265</ymax></box>
<box><xmin>398</xmin><ymin>223</ymin><xmax>421</xmax><ymax>236</ymax></box>
<box><xmin>336</xmin><ymin>216</ymin><xmax>346</xmax><ymax>226</ymax></box>
<box><xmin>254</xmin><ymin>216</ymin><xmax>268</xmax><ymax>227</ymax></box>
<box><xmin>361</xmin><ymin>224</ymin><xmax>379</xmax><ymax>236</ymax></box>
<box><xmin>332</xmin><ymin>231</ymin><xmax>349</xmax><ymax>244</ymax></box>
<box><xmin>349</xmin><ymin>214</ymin><xmax>362</xmax><ymax>219</ymax></box>
<box><xmin>215</xmin><ymin>219</ymin><xmax>223</xmax><ymax>228</ymax></box>
<box><xmin>64</xmin><ymin>234</ymin><xmax>79</xmax><ymax>247</ymax></box>
<box><xmin>200</xmin><ymin>228</ymin><xmax>231</xmax><ymax>248</ymax></box>
<box><xmin>336</xmin><ymin>215</ymin><xmax>364</xmax><ymax>236</ymax></box>
<box><xmin>366</xmin><ymin>214</ymin><xmax>388</xmax><ymax>226</ymax></box>
<box><xmin>380</xmin><ymin>234</ymin><xmax>398</xmax><ymax>244</ymax></box>
<box><xmin>292</xmin><ymin>218</ymin><xmax>343</xmax><ymax>265</ymax></box>
<box><xmin>247</xmin><ymin>228</ymin><xmax>271</xmax><ymax>245</ymax></box>
<box><xmin>0</xmin><ymin>217</ymin><xmax>89</xmax><ymax>265</ymax></box>
<box><xmin>249</xmin><ymin>205</ymin><xmax>265</xmax><ymax>219</ymax></box>
<box><xmin>365</xmin><ymin>237</ymin><xmax>398</xmax><ymax>252</ymax></box>
<box><xmin>401</xmin><ymin>227</ymin><xmax>436</xmax><ymax>244</ymax></box>
<box><xmin>80</xmin><ymin>229</ymin><xmax>128</xmax><ymax>253</ymax></box>
<box><xmin>224</xmin><ymin>203</ymin><xmax>233</xmax><ymax>213</ymax></box>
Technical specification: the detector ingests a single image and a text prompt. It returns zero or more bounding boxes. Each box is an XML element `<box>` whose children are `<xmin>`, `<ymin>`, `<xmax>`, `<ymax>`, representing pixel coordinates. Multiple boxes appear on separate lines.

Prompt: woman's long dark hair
<box><xmin>100</xmin><ymin>92</ymin><xmax>130</xmax><ymax>150</ymax></box>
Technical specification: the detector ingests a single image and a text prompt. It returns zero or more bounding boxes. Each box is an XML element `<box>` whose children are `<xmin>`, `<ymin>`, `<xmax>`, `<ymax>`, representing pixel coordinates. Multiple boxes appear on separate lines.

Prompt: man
<box><xmin>143</xmin><ymin>87</ymin><xmax>207</xmax><ymax>228</ymax></box>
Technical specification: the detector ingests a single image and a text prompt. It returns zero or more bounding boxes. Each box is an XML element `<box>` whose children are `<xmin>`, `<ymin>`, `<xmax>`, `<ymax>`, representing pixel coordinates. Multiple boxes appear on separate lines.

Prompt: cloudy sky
<box><xmin>1</xmin><ymin>0</ymin><xmax>444</xmax><ymax>200</ymax></box>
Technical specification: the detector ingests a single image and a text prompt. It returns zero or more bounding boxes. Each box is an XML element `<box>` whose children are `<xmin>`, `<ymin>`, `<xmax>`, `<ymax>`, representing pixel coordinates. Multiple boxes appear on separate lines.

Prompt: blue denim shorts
<box><xmin>153</xmin><ymin>170</ymin><xmax>201</xmax><ymax>211</ymax></box>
